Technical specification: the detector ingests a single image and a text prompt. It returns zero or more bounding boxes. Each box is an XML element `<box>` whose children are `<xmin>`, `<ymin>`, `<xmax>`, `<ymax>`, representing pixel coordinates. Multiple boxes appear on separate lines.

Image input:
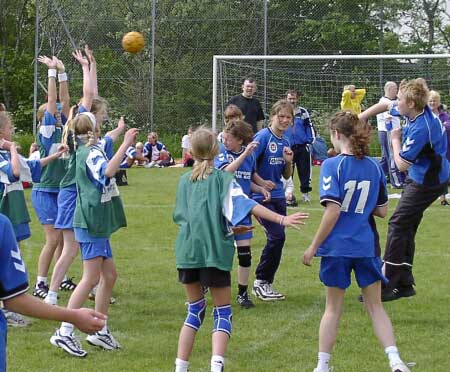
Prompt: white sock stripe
<box><xmin>383</xmin><ymin>261</ymin><xmax>413</xmax><ymax>267</ymax></box>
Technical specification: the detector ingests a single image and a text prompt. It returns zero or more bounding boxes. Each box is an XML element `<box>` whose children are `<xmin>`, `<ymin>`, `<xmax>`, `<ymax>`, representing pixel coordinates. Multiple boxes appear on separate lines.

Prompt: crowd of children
<box><xmin>1</xmin><ymin>42</ymin><xmax>449</xmax><ymax>372</ymax></box>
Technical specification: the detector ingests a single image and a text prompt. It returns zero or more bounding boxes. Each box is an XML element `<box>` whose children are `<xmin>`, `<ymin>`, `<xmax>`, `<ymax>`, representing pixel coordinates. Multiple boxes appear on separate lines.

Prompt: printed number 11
<box><xmin>341</xmin><ymin>180</ymin><xmax>370</xmax><ymax>213</ymax></box>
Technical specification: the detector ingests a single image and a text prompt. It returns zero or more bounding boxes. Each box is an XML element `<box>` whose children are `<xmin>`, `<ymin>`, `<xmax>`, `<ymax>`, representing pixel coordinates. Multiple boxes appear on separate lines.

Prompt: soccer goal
<box><xmin>212</xmin><ymin>54</ymin><xmax>450</xmax><ymax>154</ymax></box>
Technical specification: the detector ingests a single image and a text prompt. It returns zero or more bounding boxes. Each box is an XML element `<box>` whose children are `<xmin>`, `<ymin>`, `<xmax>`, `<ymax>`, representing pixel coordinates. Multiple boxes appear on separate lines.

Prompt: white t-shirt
<box><xmin>181</xmin><ymin>134</ymin><xmax>190</xmax><ymax>150</ymax></box>
<box><xmin>376</xmin><ymin>96</ymin><xmax>401</xmax><ymax>131</ymax></box>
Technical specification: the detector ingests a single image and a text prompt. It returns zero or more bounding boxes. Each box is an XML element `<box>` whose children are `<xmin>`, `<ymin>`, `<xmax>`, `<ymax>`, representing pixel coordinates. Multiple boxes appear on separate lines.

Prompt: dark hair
<box><xmin>223</xmin><ymin>119</ymin><xmax>253</xmax><ymax>145</ymax></box>
<box><xmin>242</xmin><ymin>78</ymin><xmax>255</xmax><ymax>84</ymax></box>
<box><xmin>329</xmin><ymin>111</ymin><xmax>370</xmax><ymax>159</ymax></box>
<box><xmin>285</xmin><ymin>90</ymin><xmax>298</xmax><ymax>97</ymax></box>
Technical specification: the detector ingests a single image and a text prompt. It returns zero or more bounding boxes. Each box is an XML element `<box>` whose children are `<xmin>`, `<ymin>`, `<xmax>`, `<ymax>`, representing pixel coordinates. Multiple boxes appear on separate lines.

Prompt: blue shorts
<box><xmin>55</xmin><ymin>186</ymin><xmax>77</xmax><ymax>230</ymax></box>
<box><xmin>234</xmin><ymin>214</ymin><xmax>253</xmax><ymax>241</ymax></box>
<box><xmin>74</xmin><ymin>227</ymin><xmax>112</xmax><ymax>260</ymax></box>
<box><xmin>14</xmin><ymin>223</ymin><xmax>31</xmax><ymax>242</ymax></box>
<box><xmin>79</xmin><ymin>240</ymin><xmax>112</xmax><ymax>261</ymax></box>
<box><xmin>319</xmin><ymin>256</ymin><xmax>388</xmax><ymax>289</ymax></box>
<box><xmin>31</xmin><ymin>190</ymin><xmax>59</xmax><ymax>225</ymax></box>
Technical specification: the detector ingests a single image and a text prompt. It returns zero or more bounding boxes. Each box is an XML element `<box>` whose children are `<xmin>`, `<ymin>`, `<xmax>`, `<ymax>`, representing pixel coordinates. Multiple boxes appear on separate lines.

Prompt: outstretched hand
<box><xmin>54</xmin><ymin>57</ymin><xmax>66</xmax><ymax>73</ymax></box>
<box><xmin>85</xmin><ymin>44</ymin><xmax>96</xmax><ymax>65</ymax></box>
<box><xmin>37</xmin><ymin>55</ymin><xmax>57</xmax><ymax>69</ymax></box>
<box><xmin>117</xmin><ymin>116</ymin><xmax>126</xmax><ymax>133</ymax></box>
<box><xmin>283</xmin><ymin>211</ymin><xmax>309</xmax><ymax>229</ymax></box>
<box><xmin>71</xmin><ymin>308</ymin><xmax>107</xmax><ymax>334</ymax></box>
<box><xmin>72</xmin><ymin>49</ymin><xmax>89</xmax><ymax>67</ymax></box>
<box><xmin>243</xmin><ymin>141</ymin><xmax>259</xmax><ymax>157</ymax></box>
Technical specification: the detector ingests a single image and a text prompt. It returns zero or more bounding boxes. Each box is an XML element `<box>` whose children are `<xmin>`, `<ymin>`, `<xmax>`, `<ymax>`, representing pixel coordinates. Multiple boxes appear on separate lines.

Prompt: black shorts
<box><xmin>178</xmin><ymin>267</ymin><xmax>231</xmax><ymax>287</ymax></box>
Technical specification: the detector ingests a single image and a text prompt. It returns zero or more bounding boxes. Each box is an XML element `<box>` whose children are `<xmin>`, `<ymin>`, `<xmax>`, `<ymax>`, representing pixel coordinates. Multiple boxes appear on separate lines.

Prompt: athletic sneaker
<box><xmin>302</xmin><ymin>193</ymin><xmax>311</xmax><ymax>203</ymax></box>
<box><xmin>236</xmin><ymin>292</ymin><xmax>255</xmax><ymax>309</ymax></box>
<box><xmin>59</xmin><ymin>277</ymin><xmax>77</xmax><ymax>291</ymax></box>
<box><xmin>252</xmin><ymin>280</ymin><xmax>285</xmax><ymax>301</ymax></box>
<box><xmin>2</xmin><ymin>309</ymin><xmax>29</xmax><ymax>327</ymax></box>
<box><xmin>382</xmin><ymin>286</ymin><xmax>416</xmax><ymax>302</ymax></box>
<box><xmin>32</xmin><ymin>281</ymin><xmax>48</xmax><ymax>299</ymax></box>
<box><xmin>50</xmin><ymin>329</ymin><xmax>87</xmax><ymax>357</ymax></box>
<box><xmin>86</xmin><ymin>329</ymin><xmax>120</xmax><ymax>350</ymax></box>
<box><xmin>391</xmin><ymin>362</ymin><xmax>411</xmax><ymax>372</ymax></box>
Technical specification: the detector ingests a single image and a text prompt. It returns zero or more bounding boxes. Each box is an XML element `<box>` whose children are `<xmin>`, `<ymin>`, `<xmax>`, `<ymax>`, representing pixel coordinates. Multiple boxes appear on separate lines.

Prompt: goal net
<box><xmin>213</xmin><ymin>54</ymin><xmax>450</xmax><ymax>156</ymax></box>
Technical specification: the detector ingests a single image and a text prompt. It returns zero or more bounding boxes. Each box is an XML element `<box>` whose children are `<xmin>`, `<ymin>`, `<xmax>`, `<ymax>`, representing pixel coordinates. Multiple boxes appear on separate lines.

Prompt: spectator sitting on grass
<box><xmin>144</xmin><ymin>132</ymin><xmax>166</xmax><ymax>164</ymax></box>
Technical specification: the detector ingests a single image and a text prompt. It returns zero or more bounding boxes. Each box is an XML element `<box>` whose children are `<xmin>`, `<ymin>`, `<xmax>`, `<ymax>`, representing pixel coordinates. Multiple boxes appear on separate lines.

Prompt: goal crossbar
<box><xmin>212</xmin><ymin>54</ymin><xmax>450</xmax><ymax>131</ymax></box>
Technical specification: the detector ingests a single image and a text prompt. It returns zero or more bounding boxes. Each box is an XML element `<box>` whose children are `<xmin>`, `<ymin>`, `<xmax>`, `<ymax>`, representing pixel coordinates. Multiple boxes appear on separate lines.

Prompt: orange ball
<box><xmin>122</xmin><ymin>32</ymin><xmax>145</xmax><ymax>53</ymax></box>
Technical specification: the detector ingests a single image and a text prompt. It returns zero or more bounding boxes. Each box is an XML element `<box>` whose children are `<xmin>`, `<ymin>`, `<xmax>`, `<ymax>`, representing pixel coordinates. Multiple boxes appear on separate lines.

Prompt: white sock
<box><xmin>45</xmin><ymin>291</ymin><xmax>58</xmax><ymax>305</ymax></box>
<box><xmin>36</xmin><ymin>276</ymin><xmax>47</xmax><ymax>286</ymax></box>
<box><xmin>63</xmin><ymin>275</ymin><xmax>68</xmax><ymax>282</ymax></box>
<box><xmin>385</xmin><ymin>346</ymin><xmax>402</xmax><ymax>366</ymax></box>
<box><xmin>317</xmin><ymin>352</ymin><xmax>331</xmax><ymax>371</ymax></box>
<box><xmin>100</xmin><ymin>322</ymin><xmax>108</xmax><ymax>334</ymax></box>
<box><xmin>60</xmin><ymin>322</ymin><xmax>74</xmax><ymax>336</ymax></box>
<box><xmin>211</xmin><ymin>355</ymin><xmax>224</xmax><ymax>372</ymax></box>
<box><xmin>174</xmin><ymin>358</ymin><xmax>189</xmax><ymax>372</ymax></box>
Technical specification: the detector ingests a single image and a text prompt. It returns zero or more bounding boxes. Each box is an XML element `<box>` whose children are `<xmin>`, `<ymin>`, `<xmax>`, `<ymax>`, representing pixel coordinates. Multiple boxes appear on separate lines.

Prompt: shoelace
<box><xmin>66</xmin><ymin>333</ymin><xmax>83</xmax><ymax>350</ymax></box>
<box><xmin>262</xmin><ymin>283</ymin><xmax>274</xmax><ymax>295</ymax></box>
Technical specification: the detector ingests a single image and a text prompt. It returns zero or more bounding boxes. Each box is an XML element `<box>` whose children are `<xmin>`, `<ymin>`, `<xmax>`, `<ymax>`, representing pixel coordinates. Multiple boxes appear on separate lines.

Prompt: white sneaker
<box><xmin>2</xmin><ymin>309</ymin><xmax>29</xmax><ymax>327</ymax></box>
<box><xmin>50</xmin><ymin>329</ymin><xmax>87</xmax><ymax>357</ymax></box>
<box><xmin>86</xmin><ymin>329</ymin><xmax>120</xmax><ymax>350</ymax></box>
<box><xmin>44</xmin><ymin>295</ymin><xmax>57</xmax><ymax>306</ymax></box>
<box><xmin>391</xmin><ymin>362</ymin><xmax>411</xmax><ymax>372</ymax></box>
<box><xmin>252</xmin><ymin>280</ymin><xmax>285</xmax><ymax>301</ymax></box>
<box><xmin>302</xmin><ymin>193</ymin><xmax>311</xmax><ymax>202</ymax></box>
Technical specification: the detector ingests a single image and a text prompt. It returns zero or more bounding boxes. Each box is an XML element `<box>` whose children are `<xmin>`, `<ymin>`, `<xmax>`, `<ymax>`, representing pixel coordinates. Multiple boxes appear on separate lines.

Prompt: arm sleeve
<box><xmin>319</xmin><ymin>159</ymin><xmax>342</xmax><ymax>207</ymax></box>
<box><xmin>0</xmin><ymin>154</ymin><xmax>19</xmax><ymax>184</ymax></box>
<box><xmin>86</xmin><ymin>148</ymin><xmax>110</xmax><ymax>189</ymax></box>
<box><xmin>355</xmin><ymin>89</ymin><xmax>366</xmax><ymax>102</ymax></box>
<box><xmin>399</xmin><ymin>124</ymin><xmax>430</xmax><ymax>164</ymax></box>
<box><xmin>0</xmin><ymin>216</ymin><xmax>29</xmax><ymax>300</ymax></box>
<box><xmin>214</xmin><ymin>150</ymin><xmax>230</xmax><ymax>170</ymax></box>
<box><xmin>25</xmin><ymin>159</ymin><xmax>42</xmax><ymax>183</ymax></box>
<box><xmin>99</xmin><ymin>136</ymin><xmax>114</xmax><ymax>160</ymax></box>
<box><xmin>38</xmin><ymin>111</ymin><xmax>58</xmax><ymax>155</ymax></box>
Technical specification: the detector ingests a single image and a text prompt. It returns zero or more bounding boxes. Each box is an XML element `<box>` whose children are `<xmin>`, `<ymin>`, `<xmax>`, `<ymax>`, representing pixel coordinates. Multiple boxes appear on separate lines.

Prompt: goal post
<box><xmin>212</xmin><ymin>54</ymin><xmax>450</xmax><ymax>145</ymax></box>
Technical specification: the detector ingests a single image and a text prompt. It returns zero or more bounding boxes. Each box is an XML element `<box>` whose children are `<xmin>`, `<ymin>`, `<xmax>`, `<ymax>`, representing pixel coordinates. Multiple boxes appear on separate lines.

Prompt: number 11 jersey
<box><xmin>318</xmin><ymin>154</ymin><xmax>388</xmax><ymax>258</ymax></box>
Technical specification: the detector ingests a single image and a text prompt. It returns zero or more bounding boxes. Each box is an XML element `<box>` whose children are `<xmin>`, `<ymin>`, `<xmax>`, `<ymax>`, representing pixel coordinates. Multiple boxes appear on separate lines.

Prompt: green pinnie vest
<box><xmin>73</xmin><ymin>144</ymin><xmax>126</xmax><ymax>238</ymax></box>
<box><xmin>173</xmin><ymin>168</ymin><xmax>235</xmax><ymax>272</ymax></box>
<box><xmin>34</xmin><ymin>127</ymin><xmax>67</xmax><ymax>189</ymax></box>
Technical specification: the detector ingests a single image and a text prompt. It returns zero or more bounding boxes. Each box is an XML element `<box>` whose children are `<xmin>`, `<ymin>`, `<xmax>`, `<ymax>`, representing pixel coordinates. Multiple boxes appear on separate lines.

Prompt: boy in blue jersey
<box><xmin>285</xmin><ymin>90</ymin><xmax>316</xmax><ymax>202</ymax></box>
<box><xmin>251</xmin><ymin>100</ymin><xmax>295</xmax><ymax>301</ymax></box>
<box><xmin>0</xmin><ymin>213</ymin><xmax>106</xmax><ymax>372</ymax></box>
<box><xmin>303</xmin><ymin>111</ymin><xmax>410</xmax><ymax>372</ymax></box>
<box><xmin>360</xmin><ymin>78</ymin><xmax>449</xmax><ymax>302</ymax></box>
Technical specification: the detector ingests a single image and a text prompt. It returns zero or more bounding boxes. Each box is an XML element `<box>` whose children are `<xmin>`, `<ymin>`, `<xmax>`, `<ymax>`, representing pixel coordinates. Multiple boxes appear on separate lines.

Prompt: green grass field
<box><xmin>7</xmin><ymin>166</ymin><xmax>450</xmax><ymax>372</ymax></box>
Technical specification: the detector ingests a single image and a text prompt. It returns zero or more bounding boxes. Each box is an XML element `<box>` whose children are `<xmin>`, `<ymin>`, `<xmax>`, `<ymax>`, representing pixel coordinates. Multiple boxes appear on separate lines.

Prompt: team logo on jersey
<box><xmin>402</xmin><ymin>137</ymin><xmax>415</xmax><ymax>152</ymax></box>
<box><xmin>269</xmin><ymin>142</ymin><xmax>278</xmax><ymax>153</ymax></box>
<box><xmin>322</xmin><ymin>176</ymin><xmax>331</xmax><ymax>191</ymax></box>
<box><xmin>227</xmin><ymin>154</ymin><xmax>235</xmax><ymax>163</ymax></box>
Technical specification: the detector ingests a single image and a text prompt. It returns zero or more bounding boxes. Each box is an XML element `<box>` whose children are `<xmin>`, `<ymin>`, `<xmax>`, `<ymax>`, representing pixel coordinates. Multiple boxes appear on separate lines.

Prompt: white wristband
<box><xmin>58</xmin><ymin>72</ymin><xmax>68</xmax><ymax>82</ymax></box>
<box><xmin>48</xmin><ymin>69</ymin><xmax>57</xmax><ymax>78</ymax></box>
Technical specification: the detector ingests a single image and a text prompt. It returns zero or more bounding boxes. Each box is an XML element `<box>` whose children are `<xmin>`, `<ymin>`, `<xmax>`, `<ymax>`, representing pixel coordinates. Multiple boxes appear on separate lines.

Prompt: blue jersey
<box><xmin>214</xmin><ymin>146</ymin><xmax>256</xmax><ymax>196</ymax></box>
<box><xmin>318</xmin><ymin>154</ymin><xmax>388</xmax><ymax>258</ymax></box>
<box><xmin>253</xmin><ymin>128</ymin><xmax>290</xmax><ymax>200</ymax></box>
<box><xmin>0</xmin><ymin>213</ymin><xmax>29</xmax><ymax>372</ymax></box>
<box><xmin>284</xmin><ymin>106</ymin><xmax>315</xmax><ymax>145</ymax></box>
<box><xmin>120</xmin><ymin>146</ymin><xmax>137</xmax><ymax>168</ymax></box>
<box><xmin>393</xmin><ymin>106</ymin><xmax>449</xmax><ymax>186</ymax></box>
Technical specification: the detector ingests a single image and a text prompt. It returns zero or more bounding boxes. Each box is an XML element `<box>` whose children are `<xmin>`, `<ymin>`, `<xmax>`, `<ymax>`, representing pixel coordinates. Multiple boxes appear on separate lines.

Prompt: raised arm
<box><xmin>37</xmin><ymin>56</ymin><xmax>57</xmax><ymax>115</ymax></box>
<box><xmin>105</xmin><ymin>116</ymin><xmax>126</xmax><ymax>142</ymax></box>
<box><xmin>359</xmin><ymin>101</ymin><xmax>391</xmax><ymax>123</ymax></box>
<box><xmin>223</xmin><ymin>141</ymin><xmax>258</xmax><ymax>173</ymax></box>
<box><xmin>55</xmin><ymin>57</ymin><xmax>70</xmax><ymax>118</ymax></box>
<box><xmin>85</xmin><ymin>45</ymin><xmax>98</xmax><ymax>97</ymax></box>
<box><xmin>72</xmin><ymin>49</ymin><xmax>93</xmax><ymax>111</ymax></box>
<box><xmin>105</xmin><ymin>128</ymin><xmax>139</xmax><ymax>178</ymax></box>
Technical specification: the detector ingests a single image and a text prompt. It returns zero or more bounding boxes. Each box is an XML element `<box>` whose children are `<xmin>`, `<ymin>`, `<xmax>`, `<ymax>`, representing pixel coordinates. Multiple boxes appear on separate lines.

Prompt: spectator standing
<box><xmin>227</xmin><ymin>78</ymin><xmax>265</xmax><ymax>133</ymax></box>
<box><xmin>285</xmin><ymin>90</ymin><xmax>315</xmax><ymax>202</ymax></box>
<box><xmin>376</xmin><ymin>82</ymin><xmax>405</xmax><ymax>188</ymax></box>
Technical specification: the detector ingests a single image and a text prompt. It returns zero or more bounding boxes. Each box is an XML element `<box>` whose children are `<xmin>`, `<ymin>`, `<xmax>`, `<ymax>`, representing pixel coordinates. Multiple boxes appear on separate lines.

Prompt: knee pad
<box><xmin>237</xmin><ymin>246</ymin><xmax>251</xmax><ymax>268</ymax></box>
<box><xmin>184</xmin><ymin>297</ymin><xmax>206</xmax><ymax>331</ymax></box>
<box><xmin>213</xmin><ymin>304</ymin><xmax>232</xmax><ymax>337</ymax></box>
